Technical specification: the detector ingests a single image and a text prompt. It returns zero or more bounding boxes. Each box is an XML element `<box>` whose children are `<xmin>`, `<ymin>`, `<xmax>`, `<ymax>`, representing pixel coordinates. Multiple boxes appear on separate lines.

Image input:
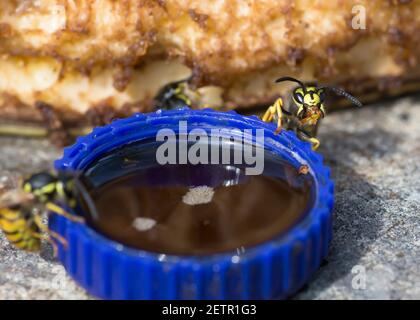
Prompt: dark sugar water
<box><xmin>80</xmin><ymin>137</ymin><xmax>314</xmax><ymax>255</ymax></box>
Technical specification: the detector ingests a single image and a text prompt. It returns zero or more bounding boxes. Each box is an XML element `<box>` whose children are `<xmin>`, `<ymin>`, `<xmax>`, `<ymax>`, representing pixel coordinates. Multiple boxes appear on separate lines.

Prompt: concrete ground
<box><xmin>0</xmin><ymin>96</ymin><xmax>419</xmax><ymax>299</ymax></box>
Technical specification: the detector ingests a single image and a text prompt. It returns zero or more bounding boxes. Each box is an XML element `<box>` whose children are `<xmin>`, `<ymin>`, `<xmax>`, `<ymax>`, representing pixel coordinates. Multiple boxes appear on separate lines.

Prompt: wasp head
<box><xmin>292</xmin><ymin>86</ymin><xmax>325</xmax><ymax>108</ymax></box>
<box><xmin>275</xmin><ymin>76</ymin><xmax>362</xmax><ymax>120</ymax></box>
<box><xmin>292</xmin><ymin>86</ymin><xmax>325</xmax><ymax>116</ymax></box>
<box><xmin>23</xmin><ymin>171</ymin><xmax>58</xmax><ymax>203</ymax></box>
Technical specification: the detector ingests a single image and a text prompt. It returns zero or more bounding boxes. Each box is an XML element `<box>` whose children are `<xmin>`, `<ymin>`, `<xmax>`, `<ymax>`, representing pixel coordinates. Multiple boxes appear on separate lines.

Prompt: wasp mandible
<box><xmin>262</xmin><ymin>77</ymin><xmax>362</xmax><ymax>150</ymax></box>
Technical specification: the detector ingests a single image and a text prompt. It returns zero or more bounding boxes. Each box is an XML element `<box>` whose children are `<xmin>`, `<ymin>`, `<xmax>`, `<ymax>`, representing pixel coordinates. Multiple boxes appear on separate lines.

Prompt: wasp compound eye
<box><xmin>52</xmin><ymin>109</ymin><xmax>334</xmax><ymax>300</ymax></box>
<box><xmin>293</xmin><ymin>91</ymin><xmax>304</xmax><ymax>104</ymax></box>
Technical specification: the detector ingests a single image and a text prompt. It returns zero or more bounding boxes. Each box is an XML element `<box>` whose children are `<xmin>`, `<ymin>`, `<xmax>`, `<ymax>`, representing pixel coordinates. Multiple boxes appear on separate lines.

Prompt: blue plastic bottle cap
<box><xmin>51</xmin><ymin>108</ymin><xmax>334</xmax><ymax>300</ymax></box>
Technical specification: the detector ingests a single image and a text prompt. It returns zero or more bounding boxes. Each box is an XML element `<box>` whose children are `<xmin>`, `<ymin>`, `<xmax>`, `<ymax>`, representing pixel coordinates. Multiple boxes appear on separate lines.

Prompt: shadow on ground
<box><xmin>295</xmin><ymin>126</ymin><xmax>401</xmax><ymax>299</ymax></box>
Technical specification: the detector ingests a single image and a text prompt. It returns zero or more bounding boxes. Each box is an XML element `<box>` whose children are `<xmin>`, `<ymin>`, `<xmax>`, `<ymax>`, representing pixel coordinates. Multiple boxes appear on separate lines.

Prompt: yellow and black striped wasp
<box><xmin>154</xmin><ymin>76</ymin><xmax>202</xmax><ymax>110</ymax></box>
<box><xmin>0</xmin><ymin>171</ymin><xmax>94</xmax><ymax>256</ymax></box>
<box><xmin>262</xmin><ymin>77</ymin><xmax>362</xmax><ymax>150</ymax></box>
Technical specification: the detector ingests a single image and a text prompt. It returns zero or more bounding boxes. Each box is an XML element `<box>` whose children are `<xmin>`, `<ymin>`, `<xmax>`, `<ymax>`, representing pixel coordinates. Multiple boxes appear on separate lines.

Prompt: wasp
<box><xmin>0</xmin><ymin>171</ymin><xmax>92</xmax><ymax>256</ymax></box>
<box><xmin>262</xmin><ymin>77</ymin><xmax>362</xmax><ymax>150</ymax></box>
<box><xmin>154</xmin><ymin>76</ymin><xmax>202</xmax><ymax>110</ymax></box>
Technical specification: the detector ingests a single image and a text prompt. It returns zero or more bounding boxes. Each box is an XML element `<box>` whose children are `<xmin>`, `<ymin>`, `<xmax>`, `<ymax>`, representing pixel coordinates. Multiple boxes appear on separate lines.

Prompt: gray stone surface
<box><xmin>0</xmin><ymin>96</ymin><xmax>419</xmax><ymax>299</ymax></box>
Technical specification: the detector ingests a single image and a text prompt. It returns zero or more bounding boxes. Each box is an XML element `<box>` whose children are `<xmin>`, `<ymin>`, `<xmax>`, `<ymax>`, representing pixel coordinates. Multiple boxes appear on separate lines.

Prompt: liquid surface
<box><xmin>85</xmin><ymin>170</ymin><xmax>312</xmax><ymax>255</ymax></box>
<box><xmin>81</xmin><ymin>139</ymin><xmax>314</xmax><ymax>255</ymax></box>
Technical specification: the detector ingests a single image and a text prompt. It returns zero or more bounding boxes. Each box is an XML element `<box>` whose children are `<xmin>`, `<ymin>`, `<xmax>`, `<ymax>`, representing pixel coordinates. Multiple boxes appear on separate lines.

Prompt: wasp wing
<box><xmin>0</xmin><ymin>189</ymin><xmax>34</xmax><ymax>210</ymax></box>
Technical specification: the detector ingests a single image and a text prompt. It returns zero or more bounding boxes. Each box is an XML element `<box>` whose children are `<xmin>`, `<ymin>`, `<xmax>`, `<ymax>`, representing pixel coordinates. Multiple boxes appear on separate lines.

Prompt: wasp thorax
<box><xmin>23</xmin><ymin>172</ymin><xmax>58</xmax><ymax>200</ymax></box>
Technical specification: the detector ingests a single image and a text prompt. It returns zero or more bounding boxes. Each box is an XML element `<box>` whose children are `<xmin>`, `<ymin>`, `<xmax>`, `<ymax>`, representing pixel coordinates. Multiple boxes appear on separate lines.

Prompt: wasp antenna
<box><xmin>275</xmin><ymin>76</ymin><xmax>307</xmax><ymax>92</ymax></box>
<box><xmin>320</xmin><ymin>86</ymin><xmax>362</xmax><ymax>107</ymax></box>
<box><xmin>275</xmin><ymin>76</ymin><xmax>305</xmax><ymax>86</ymax></box>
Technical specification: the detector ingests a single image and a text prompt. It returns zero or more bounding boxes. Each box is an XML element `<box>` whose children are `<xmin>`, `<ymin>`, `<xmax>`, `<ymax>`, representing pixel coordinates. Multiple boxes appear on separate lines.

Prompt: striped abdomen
<box><xmin>0</xmin><ymin>208</ymin><xmax>40</xmax><ymax>252</ymax></box>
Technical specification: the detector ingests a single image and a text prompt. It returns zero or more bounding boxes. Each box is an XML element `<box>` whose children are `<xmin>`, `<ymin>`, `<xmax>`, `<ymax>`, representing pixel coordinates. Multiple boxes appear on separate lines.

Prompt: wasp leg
<box><xmin>33</xmin><ymin>213</ymin><xmax>68</xmax><ymax>256</ymax></box>
<box><xmin>45</xmin><ymin>202</ymin><xmax>85</xmax><ymax>223</ymax></box>
<box><xmin>262</xmin><ymin>98</ymin><xmax>283</xmax><ymax>134</ymax></box>
<box><xmin>296</xmin><ymin>105</ymin><xmax>304</xmax><ymax>118</ymax></box>
<box><xmin>297</xmin><ymin>129</ymin><xmax>320</xmax><ymax>150</ymax></box>
<box><xmin>33</xmin><ymin>213</ymin><xmax>68</xmax><ymax>248</ymax></box>
<box><xmin>31</xmin><ymin>231</ymin><xmax>59</xmax><ymax>257</ymax></box>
